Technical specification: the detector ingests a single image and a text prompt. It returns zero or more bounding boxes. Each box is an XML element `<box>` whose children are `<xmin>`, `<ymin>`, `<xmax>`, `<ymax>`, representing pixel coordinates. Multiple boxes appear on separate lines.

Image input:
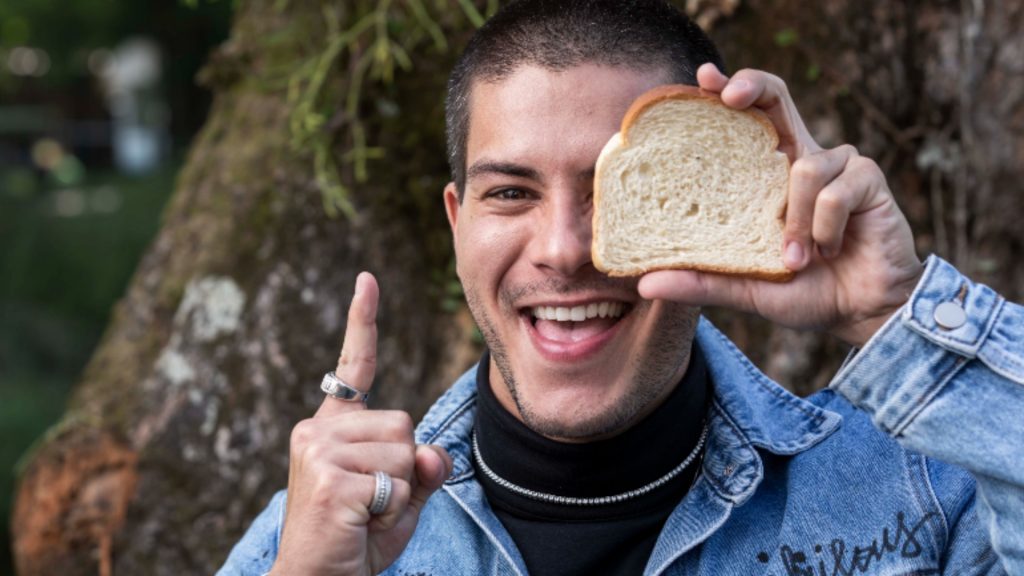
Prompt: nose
<box><xmin>530</xmin><ymin>187</ymin><xmax>593</xmax><ymax>277</ymax></box>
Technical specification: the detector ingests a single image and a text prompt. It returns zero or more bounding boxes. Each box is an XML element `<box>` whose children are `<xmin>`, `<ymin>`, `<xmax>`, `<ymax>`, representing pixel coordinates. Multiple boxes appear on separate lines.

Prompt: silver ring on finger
<box><xmin>369</xmin><ymin>471</ymin><xmax>393</xmax><ymax>515</ymax></box>
<box><xmin>321</xmin><ymin>371</ymin><xmax>369</xmax><ymax>404</ymax></box>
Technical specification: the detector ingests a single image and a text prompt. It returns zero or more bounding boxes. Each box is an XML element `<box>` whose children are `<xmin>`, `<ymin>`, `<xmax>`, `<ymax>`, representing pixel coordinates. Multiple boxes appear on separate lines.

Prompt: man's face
<box><xmin>445</xmin><ymin>64</ymin><xmax>700</xmax><ymax>441</ymax></box>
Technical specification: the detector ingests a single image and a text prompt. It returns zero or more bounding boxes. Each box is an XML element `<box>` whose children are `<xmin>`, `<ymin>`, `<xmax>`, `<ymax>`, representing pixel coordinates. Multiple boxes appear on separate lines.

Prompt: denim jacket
<box><xmin>220</xmin><ymin>256</ymin><xmax>1023</xmax><ymax>575</ymax></box>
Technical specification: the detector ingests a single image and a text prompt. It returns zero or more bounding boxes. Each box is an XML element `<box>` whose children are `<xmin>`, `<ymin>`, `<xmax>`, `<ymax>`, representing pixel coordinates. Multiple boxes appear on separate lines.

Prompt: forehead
<box><xmin>465</xmin><ymin>64</ymin><xmax>671</xmax><ymax>175</ymax></box>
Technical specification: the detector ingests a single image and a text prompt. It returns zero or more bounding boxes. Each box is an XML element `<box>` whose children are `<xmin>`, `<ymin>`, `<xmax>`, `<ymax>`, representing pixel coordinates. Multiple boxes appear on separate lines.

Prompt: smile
<box><xmin>520</xmin><ymin>299</ymin><xmax>633</xmax><ymax>362</ymax></box>
<box><xmin>530</xmin><ymin>302</ymin><xmax>625</xmax><ymax>322</ymax></box>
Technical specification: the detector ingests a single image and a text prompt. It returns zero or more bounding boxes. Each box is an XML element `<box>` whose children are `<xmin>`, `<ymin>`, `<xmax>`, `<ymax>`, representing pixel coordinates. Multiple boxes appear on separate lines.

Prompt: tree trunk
<box><xmin>12</xmin><ymin>0</ymin><xmax>1023</xmax><ymax>573</ymax></box>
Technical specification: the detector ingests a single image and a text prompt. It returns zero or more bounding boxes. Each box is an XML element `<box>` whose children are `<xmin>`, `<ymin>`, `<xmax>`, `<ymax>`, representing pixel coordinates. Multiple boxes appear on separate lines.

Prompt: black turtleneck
<box><xmin>472</xmin><ymin>345</ymin><xmax>710</xmax><ymax>576</ymax></box>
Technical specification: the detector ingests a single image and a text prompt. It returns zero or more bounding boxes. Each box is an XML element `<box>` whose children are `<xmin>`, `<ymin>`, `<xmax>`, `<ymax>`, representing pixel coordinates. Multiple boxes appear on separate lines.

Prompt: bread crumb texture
<box><xmin>593</xmin><ymin>95</ymin><xmax>790</xmax><ymax>279</ymax></box>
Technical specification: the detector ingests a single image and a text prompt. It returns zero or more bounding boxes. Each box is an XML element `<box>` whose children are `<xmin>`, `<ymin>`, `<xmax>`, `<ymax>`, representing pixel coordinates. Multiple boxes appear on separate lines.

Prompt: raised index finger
<box><xmin>316</xmin><ymin>271</ymin><xmax>379</xmax><ymax>418</ymax></box>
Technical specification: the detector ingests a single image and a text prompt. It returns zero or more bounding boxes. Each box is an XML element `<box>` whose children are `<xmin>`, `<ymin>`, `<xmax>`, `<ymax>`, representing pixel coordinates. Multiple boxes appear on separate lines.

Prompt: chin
<box><xmin>522</xmin><ymin>409</ymin><xmax>635</xmax><ymax>442</ymax></box>
<box><xmin>509</xmin><ymin>371</ymin><xmax>667</xmax><ymax>442</ymax></box>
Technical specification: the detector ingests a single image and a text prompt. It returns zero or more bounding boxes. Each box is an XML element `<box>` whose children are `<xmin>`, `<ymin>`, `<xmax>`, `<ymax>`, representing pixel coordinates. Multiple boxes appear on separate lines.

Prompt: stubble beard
<box><xmin>463</xmin><ymin>279</ymin><xmax>700</xmax><ymax>441</ymax></box>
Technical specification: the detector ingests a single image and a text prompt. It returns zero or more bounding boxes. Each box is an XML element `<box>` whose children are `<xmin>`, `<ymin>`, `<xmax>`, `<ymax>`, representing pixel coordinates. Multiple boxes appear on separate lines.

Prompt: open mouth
<box><xmin>524</xmin><ymin>301</ymin><xmax>632</xmax><ymax>345</ymax></box>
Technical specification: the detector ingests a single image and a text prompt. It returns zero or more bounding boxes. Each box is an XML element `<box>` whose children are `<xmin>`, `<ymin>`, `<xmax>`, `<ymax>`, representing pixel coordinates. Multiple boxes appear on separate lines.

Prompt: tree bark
<box><xmin>12</xmin><ymin>0</ymin><xmax>1023</xmax><ymax>573</ymax></box>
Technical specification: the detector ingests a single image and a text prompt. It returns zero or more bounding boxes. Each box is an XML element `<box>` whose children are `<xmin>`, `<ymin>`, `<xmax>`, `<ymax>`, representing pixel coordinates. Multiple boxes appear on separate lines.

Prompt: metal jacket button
<box><xmin>934</xmin><ymin>301</ymin><xmax>967</xmax><ymax>329</ymax></box>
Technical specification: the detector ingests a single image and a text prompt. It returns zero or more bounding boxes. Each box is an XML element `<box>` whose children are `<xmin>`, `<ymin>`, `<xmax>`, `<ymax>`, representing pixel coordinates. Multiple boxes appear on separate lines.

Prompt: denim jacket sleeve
<box><xmin>830</xmin><ymin>255</ymin><xmax>1024</xmax><ymax>575</ymax></box>
<box><xmin>216</xmin><ymin>490</ymin><xmax>286</xmax><ymax>576</ymax></box>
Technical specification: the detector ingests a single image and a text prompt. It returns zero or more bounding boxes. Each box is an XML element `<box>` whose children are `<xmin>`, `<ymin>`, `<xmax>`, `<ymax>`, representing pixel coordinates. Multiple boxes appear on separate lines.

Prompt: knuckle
<box><xmin>303</xmin><ymin>439</ymin><xmax>331</xmax><ymax>463</ymax></box>
<box><xmin>338</xmin><ymin>349</ymin><xmax>377</xmax><ymax>369</ymax></box>
<box><xmin>787</xmin><ymin>217</ymin><xmax>814</xmax><ymax>237</ymax></box>
<box><xmin>347</xmin><ymin>298</ymin><xmax>365</xmax><ymax>318</ymax></box>
<box><xmin>397</xmin><ymin>409</ymin><xmax>415</xmax><ymax>428</ymax></box>
<box><xmin>786</xmin><ymin>218</ymin><xmax>811</xmax><ymax>236</ymax></box>
<box><xmin>790</xmin><ymin>163</ymin><xmax>812</xmax><ymax>185</ymax></box>
<box><xmin>791</xmin><ymin>155</ymin><xmax>823</xmax><ymax>184</ymax></box>
<box><xmin>732</xmin><ymin>67</ymin><xmax>755</xmax><ymax>80</ymax></box>
<box><xmin>348</xmin><ymin>300</ymin><xmax>376</xmax><ymax>325</ymax></box>
<box><xmin>837</xmin><ymin>143</ymin><xmax>860</xmax><ymax>157</ymax></box>
<box><xmin>784</xmin><ymin>205</ymin><xmax>812</xmax><ymax>236</ymax></box>
<box><xmin>393</xmin><ymin>410</ymin><xmax>416</xmax><ymax>434</ymax></box>
<box><xmin>849</xmin><ymin>154</ymin><xmax>878</xmax><ymax>174</ymax></box>
<box><xmin>817</xmin><ymin>188</ymin><xmax>845</xmax><ymax>212</ymax></box>
<box><xmin>290</xmin><ymin>419</ymin><xmax>316</xmax><ymax>449</ymax></box>
<box><xmin>378</xmin><ymin>410</ymin><xmax>416</xmax><ymax>440</ymax></box>
<box><xmin>382</xmin><ymin>409</ymin><xmax>415</xmax><ymax>428</ymax></box>
<box><xmin>311</xmin><ymin>467</ymin><xmax>345</xmax><ymax>502</ymax></box>
<box><xmin>362</xmin><ymin>411</ymin><xmax>413</xmax><ymax>442</ymax></box>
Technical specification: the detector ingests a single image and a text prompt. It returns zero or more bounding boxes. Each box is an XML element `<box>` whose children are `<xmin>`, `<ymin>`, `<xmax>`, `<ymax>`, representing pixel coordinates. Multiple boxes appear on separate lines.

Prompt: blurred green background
<box><xmin>0</xmin><ymin>0</ymin><xmax>232</xmax><ymax>572</ymax></box>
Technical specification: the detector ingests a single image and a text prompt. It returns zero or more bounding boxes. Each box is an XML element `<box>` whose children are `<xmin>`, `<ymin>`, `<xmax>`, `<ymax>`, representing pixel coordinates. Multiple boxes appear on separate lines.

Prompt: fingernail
<box><xmin>354</xmin><ymin>272</ymin><xmax>365</xmax><ymax>296</ymax></box>
<box><xmin>785</xmin><ymin>241</ymin><xmax>804</xmax><ymax>266</ymax></box>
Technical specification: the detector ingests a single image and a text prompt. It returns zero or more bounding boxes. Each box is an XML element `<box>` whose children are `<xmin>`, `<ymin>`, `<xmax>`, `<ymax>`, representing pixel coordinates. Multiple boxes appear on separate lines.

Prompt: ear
<box><xmin>443</xmin><ymin>182</ymin><xmax>461</xmax><ymax>237</ymax></box>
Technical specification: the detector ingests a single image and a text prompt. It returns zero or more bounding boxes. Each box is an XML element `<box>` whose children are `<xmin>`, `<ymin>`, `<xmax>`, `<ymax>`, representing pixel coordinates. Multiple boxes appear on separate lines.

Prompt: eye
<box><xmin>487</xmin><ymin>187</ymin><xmax>529</xmax><ymax>201</ymax></box>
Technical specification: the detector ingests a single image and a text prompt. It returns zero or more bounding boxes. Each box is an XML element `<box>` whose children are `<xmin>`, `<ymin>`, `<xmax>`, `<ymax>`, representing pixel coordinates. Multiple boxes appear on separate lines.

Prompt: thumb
<box><xmin>638</xmin><ymin>269</ymin><xmax>757</xmax><ymax>312</ymax></box>
<box><xmin>408</xmin><ymin>444</ymin><xmax>452</xmax><ymax>512</ymax></box>
<box><xmin>638</xmin><ymin>269</ymin><xmax>716</xmax><ymax>304</ymax></box>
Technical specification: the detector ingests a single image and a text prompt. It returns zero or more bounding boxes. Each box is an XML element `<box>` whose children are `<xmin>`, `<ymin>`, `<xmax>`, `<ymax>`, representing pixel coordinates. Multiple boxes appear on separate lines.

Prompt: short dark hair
<box><xmin>445</xmin><ymin>0</ymin><xmax>726</xmax><ymax>199</ymax></box>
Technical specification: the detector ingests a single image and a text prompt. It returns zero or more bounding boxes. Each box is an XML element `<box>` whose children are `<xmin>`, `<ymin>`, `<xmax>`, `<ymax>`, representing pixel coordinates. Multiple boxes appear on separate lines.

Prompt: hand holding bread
<box><xmin>634</xmin><ymin>64</ymin><xmax>924</xmax><ymax>348</ymax></box>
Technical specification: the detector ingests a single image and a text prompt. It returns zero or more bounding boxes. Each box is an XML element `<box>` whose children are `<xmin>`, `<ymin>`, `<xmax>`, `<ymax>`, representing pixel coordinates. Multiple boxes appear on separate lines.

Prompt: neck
<box><xmin>474</xmin><ymin>346</ymin><xmax>709</xmax><ymax>500</ymax></box>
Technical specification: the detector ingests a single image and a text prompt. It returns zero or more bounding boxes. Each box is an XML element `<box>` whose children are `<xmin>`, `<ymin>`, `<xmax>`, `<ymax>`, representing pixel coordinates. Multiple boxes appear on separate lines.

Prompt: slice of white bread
<box><xmin>592</xmin><ymin>85</ymin><xmax>792</xmax><ymax>281</ymax></box>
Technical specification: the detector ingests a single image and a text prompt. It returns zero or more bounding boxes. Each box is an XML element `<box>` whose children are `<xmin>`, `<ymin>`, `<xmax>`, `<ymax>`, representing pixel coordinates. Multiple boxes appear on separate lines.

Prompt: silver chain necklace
<box><xmin>472</xmin><ymin>422</ymin><xmax>708</xmax><ymax>506</ymax></box>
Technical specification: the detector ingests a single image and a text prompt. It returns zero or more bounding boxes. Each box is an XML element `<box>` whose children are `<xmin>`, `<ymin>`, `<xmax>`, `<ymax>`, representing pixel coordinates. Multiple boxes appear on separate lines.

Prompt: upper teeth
<box><xmin>531</xmin><ymin>302</ymin><xmax>624</xmax><ymax>322</ymax></box>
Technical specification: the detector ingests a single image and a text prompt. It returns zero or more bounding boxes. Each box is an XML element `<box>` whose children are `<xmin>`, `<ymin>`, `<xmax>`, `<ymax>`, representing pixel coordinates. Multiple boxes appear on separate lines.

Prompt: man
<box><xmin>220</xmin><ymin>1</ymin><xmax>1023</xmax><ymax>574</ymax></box>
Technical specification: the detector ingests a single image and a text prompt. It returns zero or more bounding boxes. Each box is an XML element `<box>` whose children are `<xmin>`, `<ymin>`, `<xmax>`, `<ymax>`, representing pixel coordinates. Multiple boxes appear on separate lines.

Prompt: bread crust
<box><xmin>592</xmin><ymin>83</ymin><xmax>792</xmax><ymax>282</ymax></box>
<box><xmin>620</xmin><ymin>85</ymin><xmax>780</xmax><ymax>152</ymax></box>
<box><xmin>605</xmin><ymin>262</ymin><xmax>796</xmax><ymax>281</ymax></box>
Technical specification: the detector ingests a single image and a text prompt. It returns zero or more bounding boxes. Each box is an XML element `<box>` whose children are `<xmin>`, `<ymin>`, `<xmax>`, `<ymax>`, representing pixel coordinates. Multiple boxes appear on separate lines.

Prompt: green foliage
<box><xmin>0</xmin><ymin>0</ymin><xmax>231</xmax><ymax>90</ymax></box>
<box><xmin>773</xmin><ymin>27</ymin><xmax>799</xmax><ymax>48</ymax></box>
<box><xmin>283</xmin><ymin>0</ymin><xmax>494</xmax><ymax>218</ymax></box>
<box><xmin>435</xmin><ymin>259</ymin><xmax>465</xmax><ymax>313</ymax></box>
<box><xmin>0</xmin><ymin>168</ymin><xmax>177</xmax><ymax>374</ymax></box>
<box><xmin>181</xmin><ymin>0</ymin><xmax>223</xmax><ymax>8</ymax></box>
<box><xmin>805</xmin><ymin>63</ymin><xmax>821</xmax><ymax>82</ymax></box>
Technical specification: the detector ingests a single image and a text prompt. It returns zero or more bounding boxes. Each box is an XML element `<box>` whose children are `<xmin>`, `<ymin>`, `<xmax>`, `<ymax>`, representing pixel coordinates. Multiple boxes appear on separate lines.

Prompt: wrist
<box><xmin>833</xmin><ymin>309</ymin><xmax>900</xmax><ymax>349</ymax></box>
<box><xmin>833</xmin><ymin>261</ymin><xmax>925</xmax><ymax>348</ymax></box>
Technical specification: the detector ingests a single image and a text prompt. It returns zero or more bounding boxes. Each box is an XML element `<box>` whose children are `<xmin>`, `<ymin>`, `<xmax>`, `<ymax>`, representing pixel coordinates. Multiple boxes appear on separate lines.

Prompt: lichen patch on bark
<box><xmin>173</xmin><ymin>276</ymin><xmax>247</xmax><ymax>342</ymax></box>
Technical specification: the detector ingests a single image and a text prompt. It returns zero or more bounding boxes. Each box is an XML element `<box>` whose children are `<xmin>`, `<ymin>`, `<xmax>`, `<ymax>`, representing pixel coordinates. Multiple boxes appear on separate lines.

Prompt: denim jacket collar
<box><xmin>698</xmin><ymin>317</ymin><xmax>842</xmax><ymax>456</ymax></box>
<box><xmin>689</xmin><ymin>316</ymin><xmax>842</xmax><ymax>504</ymax></box>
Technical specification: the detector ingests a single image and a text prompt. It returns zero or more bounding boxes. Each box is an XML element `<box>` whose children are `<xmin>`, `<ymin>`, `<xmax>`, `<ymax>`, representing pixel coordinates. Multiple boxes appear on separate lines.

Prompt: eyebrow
<box><xmin>467</xmin><ymin>160</ymin><xmax>542</xmax><ymax>183</ymax></box>
<box><xmin>466</xmin><ymin>161</ymin><xmax>596</xmax><ymax>184</ymax></box>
